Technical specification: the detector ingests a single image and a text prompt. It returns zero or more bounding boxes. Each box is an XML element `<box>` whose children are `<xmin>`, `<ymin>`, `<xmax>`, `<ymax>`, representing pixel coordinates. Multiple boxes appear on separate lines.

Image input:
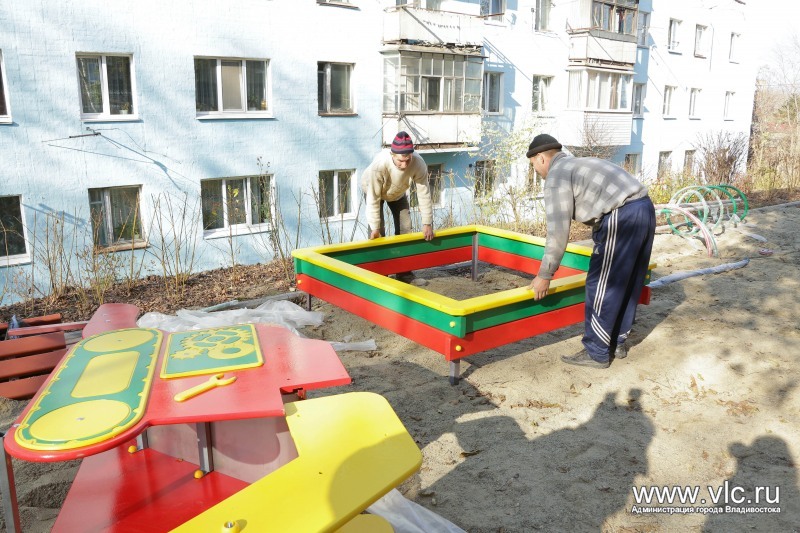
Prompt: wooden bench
<box><xmin>0</xmin><ymin>314</ymin><xmax>63</xmax><ymax>339</ymax></box>
<box><xmin>173</xmin><ymin>391</ymin><xmax>422</xmax><ymax>532</ymax></box>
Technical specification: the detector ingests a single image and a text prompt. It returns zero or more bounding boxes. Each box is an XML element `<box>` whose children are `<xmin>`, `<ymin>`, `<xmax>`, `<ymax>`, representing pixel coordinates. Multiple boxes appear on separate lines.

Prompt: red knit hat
<box><xmin>391</xmin><ymin>131</ymin><xmax>414</xmax><ymax>154</ymax></box>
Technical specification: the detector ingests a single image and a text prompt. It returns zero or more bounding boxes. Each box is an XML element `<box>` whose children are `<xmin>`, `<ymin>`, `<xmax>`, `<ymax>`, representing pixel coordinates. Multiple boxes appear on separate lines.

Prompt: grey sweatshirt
<box><xmin>360</xmin><ymin>150</ymin><xmax>433</xmax><ymax>231</ymax></box>
<box><xmin>539</xmin><ymin>152</ymin><xmax>648</xmax><ymax>279</ymax></box>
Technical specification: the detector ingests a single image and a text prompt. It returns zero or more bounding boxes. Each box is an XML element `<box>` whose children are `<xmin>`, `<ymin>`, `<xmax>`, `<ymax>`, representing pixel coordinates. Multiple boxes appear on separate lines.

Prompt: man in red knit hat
<box><xmin>360</xmin><ymin>131</ymin><xmax>435</xmax><ymax>283</ymax></box>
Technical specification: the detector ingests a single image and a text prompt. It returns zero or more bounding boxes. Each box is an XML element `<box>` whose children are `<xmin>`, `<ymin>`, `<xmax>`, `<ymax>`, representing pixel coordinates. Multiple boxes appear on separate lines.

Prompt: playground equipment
<box><xmin>293</xmin><ymin>225</ymin><xmax>655</xmax><ymax>384</ymax></box>
<box><xmin>656</xmin><ymin>184</ymin><xmax>749</xmax><ymax>257</ymax></box>
<box><xmin>1</xmin><ymin>304</ymin><xmax>421</xmax><ymax>532</ymax></box>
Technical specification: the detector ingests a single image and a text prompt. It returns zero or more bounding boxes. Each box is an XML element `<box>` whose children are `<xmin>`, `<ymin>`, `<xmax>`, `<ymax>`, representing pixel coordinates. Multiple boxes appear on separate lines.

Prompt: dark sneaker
<box><xmin>561</xmin><ymin>349</ymin><xmax>610</xmax><ymax>369</ymax></box>
<box><xmin>614</xmin><ymin>344</ymin><xmax>628</xmax><ymax>359</ymax></box>
<box><xmin>395</xmin><ymin>272</ymin><xmax>415</xmax><ymax>283</ymax></box>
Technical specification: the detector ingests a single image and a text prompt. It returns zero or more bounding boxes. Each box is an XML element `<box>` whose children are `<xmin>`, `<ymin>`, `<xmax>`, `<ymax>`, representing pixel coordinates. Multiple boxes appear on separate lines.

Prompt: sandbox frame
<box><xmin>293</xmin><ymin>225</ymin><xmax>654</xmax><ymax>383</ymax></box>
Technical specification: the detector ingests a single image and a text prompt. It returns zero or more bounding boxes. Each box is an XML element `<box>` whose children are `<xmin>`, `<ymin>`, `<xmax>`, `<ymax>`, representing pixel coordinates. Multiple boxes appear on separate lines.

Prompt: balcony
<box><xmin>382</xmin><ymin>114</ymin><xmax>481</xmax><ymax>151</ymax></box>
<box><xmin>383</xmin><ymin>7</ymin><xmax>482</xmax><ymax>47</ymax></box>
<box><xmin>568</xmin><ymin>30</ymin><xmax>637</xmax><ymax>67</ymax></box>
<box><xmin>555</xmin><ymin>110</ymin><xmax>633</xmax><ymax>147</ymax></box>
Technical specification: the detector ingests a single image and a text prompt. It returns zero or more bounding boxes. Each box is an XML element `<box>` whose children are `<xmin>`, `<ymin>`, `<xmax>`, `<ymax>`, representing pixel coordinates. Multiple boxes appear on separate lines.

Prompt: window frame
<box><xmin>76</xmin><ymin>53</ymin><xmax>138</xmax><ymax>121</ymax></box>
<box><xmin>688</xmin><ymin>88</ymin><xmax>701</xmax><ymax>118</ymax></box>
<box><xmin>624</xmin><ymin>153</ymin><xmax>642</xmax><ymax>176</ymax></box>
<box><xmin>694</xmin><ymin>24</ymin><xmax>708</xmax><ymax>58</ymax></box>
<box><xmin>318</xmin><ymin>62</ymin><xmax>355</xmax><ymax>115</ymax></box>
<box><xmin>729</xmin><ymin>32</ymin><xmax>740</xmax><ymax>63</ymax></box>
<box><xmin>88</xmin><ymin>185</ymin><xmax>146</xmax><ymax>250</ymax></box>
<box><xmin>194</xmin><ymin>57</ymin><xmax>272</xmax><ymax>119</ymax></box>
<box><xmin>632</xmin><ymin>82</ymin><xmax>645</xmax><ymax>116</ymax></box>
<box><xmin>473</xmin><ymin>160</ymin><xmax>496</xmax><ymax>199</ymax></box>
<box><xmin>584</xmin><ymin>69</ymin><xmax>631</xmax><ymax>111</ymax></box>
<box><xmin>662</xmin><ymin>85</ymin><xmax>676</xmax><ymax>118</ymax></box>
<box><xmin>532</xmin><ymin>75</ymin><xmax>553</xmax><ymax>113</ymax></box>
<box><xmin>724</xmin><ymin>91</ymin><xmax>735</xmax><ymax>120</ymax></box>
<box><xmin>201</xmin><ymin>175</ymin><xmax>275</xmax><ymax>239</ymax></box>
<box><xmin>410</xmin><ymin>164</ymin><xmax>445</xmax><ymax>208</ymax></box>
<box><xmin>668</xmin><ymin>19</ymin><xmax>681</xmax><ymax>52</ymax></box>
<box><xmin>482</xmin><ymin>71</ymin><xmax>502</xmax><ymax>114</ymax></box>
<box><xmin>0</xmin><ymin>50</ymin><xmax>11</xmax><ymax>124</ymax></box>
<box><xmin>684</xmin><ymin>150</ymin><xmax>696</xmax><ymax>174</ymax></box>
<box><xmin>382</xmin><ymin>51</ymin><xmax>483</xmax><ymax>114</ymax></box>
<box><xmin>480</xmin><ymin>0</ymin><xmax>506</xmax><ymax>22</ymax></box>
<box><xmin>636</xmin><ymin>12</ymin><xmax>650</xmax><ymax>47</ymax></box>
<box><xmin>318</xmin><ymin>169</ymin><xmax>356</xmax><ymax>220</ymax></box>
<box><xmin>657</xmin><ymin>151</ymin><xmax>672</xmax><ymax>177</ymax></box>
<box><xmin>0</xmin><ymin>194</ymin><xmax>31</xmax><ymax>265</ymax></box>
<box><xmin>534</xmin><ymin>0</ymin><xmax>550</xmax><ymax>31</ymax></box>
<box><xmin>591</xmin><ymin>0</ymin><xmax>637</xmax><ymax>36</ymax></box>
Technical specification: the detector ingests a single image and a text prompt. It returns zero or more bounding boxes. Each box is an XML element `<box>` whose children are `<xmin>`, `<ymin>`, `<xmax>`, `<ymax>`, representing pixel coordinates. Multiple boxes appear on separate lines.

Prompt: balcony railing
<box><xmin>383</xmin><ymin>7</ymin><xmax>482</xmax><ymax>47</ymax></box>
<box><xmin>568</xmin><ymin>30</ymin><xmax>637</xmax><ymax>66</ymax></box>
<box><xmin>382</xmin><ymin>113</ymin><xmax>481</xmax><ymax>150</ymax></box>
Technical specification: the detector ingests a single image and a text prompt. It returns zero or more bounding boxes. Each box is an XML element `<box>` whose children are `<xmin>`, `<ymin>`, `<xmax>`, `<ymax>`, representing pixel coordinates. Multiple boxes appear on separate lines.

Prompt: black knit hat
<box><xmin>526</xmin><ymin>134</ymin><xmax>562</xmax><ymax>158</ymax></box>
<box><xmin>391</xmin><ymin>131</ymin><xmax>414</xmax><ymax>154</ymax></box>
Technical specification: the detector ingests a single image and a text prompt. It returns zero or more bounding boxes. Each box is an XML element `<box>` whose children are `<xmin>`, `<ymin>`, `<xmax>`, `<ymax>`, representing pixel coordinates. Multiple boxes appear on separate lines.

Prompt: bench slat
<box><xmin>0</xmin><ymin>374</ymin><xmax>50</xmax><ymax>400</ymax></box>
<box><xmin>0</xmin><ymin>332</ymin><xmax>67</xmax><ymax>360</ymax></box>
<box><xmin>0</xmin><ymin>349</ymin><xmax>67</xmax><ymax>381</ymax></box>
<box><xmin>6</xmin><ymin>321</ymin><xmax>88</xmax><ymax>338</ymax></box>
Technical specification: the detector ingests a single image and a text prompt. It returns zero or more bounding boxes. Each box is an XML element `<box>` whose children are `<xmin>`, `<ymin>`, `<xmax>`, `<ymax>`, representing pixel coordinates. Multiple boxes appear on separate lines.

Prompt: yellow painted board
<box><xmin>171</xmin><ymin>392</ymin><xmax>422</xmax><ymax>533</ymax></box>
<box><xmin>160</xmin><ymin>324</ymin><xmax>264</xmax><ymax>379</ymax></box>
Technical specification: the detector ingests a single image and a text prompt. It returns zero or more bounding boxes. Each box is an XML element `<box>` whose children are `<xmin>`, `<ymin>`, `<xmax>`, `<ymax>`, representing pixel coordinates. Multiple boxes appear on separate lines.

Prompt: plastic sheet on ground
<box><xmin>367</xmin><ymin>489</ymin><xmax>466</xmax><ymax>533</ymax></box>
<box><xmin>136</xmin><ymin>299</ymin><xmax>376</xmax><ymax>352</ymax></box>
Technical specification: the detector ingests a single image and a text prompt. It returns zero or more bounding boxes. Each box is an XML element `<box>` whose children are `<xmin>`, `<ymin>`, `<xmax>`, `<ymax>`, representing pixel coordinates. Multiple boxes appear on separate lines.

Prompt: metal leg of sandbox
<box><xmin>471</xmin><ymin>234</ymin><xmax>479</xmax><ymax>282</ymax></box>
<box><xmin>449</xmin><ymin>360</ymin><xmax>461</xmax><ymax>385</ymax></box>
<box><xmin>0</xmin><ymin>431</ymin><xmax>22</xmax><ymax>533</ymax></box>
<box><xmin>305</xmin><ymin>292</ymin><xmax>313</xmax><ymax>311</ymax></box>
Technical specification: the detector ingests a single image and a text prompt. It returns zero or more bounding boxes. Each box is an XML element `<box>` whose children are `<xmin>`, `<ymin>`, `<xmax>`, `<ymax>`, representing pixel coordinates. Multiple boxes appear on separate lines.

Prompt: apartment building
<box><xmin>0</xmin><ymin>0</ymin><xmax>755</xmax><ymax>303</ymax></box>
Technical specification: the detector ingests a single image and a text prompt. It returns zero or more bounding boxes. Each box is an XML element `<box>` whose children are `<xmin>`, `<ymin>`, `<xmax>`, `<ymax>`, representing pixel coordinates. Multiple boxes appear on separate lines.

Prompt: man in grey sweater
<box><xmin>526</xmin><ymin>134</ymin><xmax>656</xmax><ymax>368</ymax></box>
<box><xmin>361</xmin><ymin>131</ymin><xmax>435</xmax><ymax>282</ymax></box>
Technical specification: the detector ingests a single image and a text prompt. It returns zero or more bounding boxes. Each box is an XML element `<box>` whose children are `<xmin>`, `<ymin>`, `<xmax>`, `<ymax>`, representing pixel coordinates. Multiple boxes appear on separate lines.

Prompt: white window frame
<box><xmin>0</xmin><ymin>194</ymin><xmax>31</xmax><ymax>266</ymax></box>
<box><xmin>689</xmin><ymin>88</ymin><xmax>701</xmax><ymax>118</ymax></box>
<box><xmin>729</xmin><ymin>33</ymin><xmax>740</xmax><ymax>63</ymax></box>
<box><xmin>532</xmin><ymin>75</ymin><xmax>552</xmax><ymax>113</ymax></box>
<box><xmin>534</xmin><ymin>0</ymin><xmax>550</xmax><ymax>31</ymax></box>
<box><xmin>632</xmin><ymin>82</ymin><xmax>645</xmax><ymax>116</ymax></box>
<box><xmin>201</xmin><ymin>175</ymin><xmax>274</xmax><ymax>239</ymax></box>
<box><xmin>694</xmin><ymin>25</ymin><xmax>709</xmax><ymax>58</ymax></box>
<box><xmin>480</xmin><ymin>0</ymin><xmax>505</xmax><ymax>22</ymax></box>
<box><xmin>382</xmin><ymin>52</ymin><xmax>483</xmax><ymax>114</ymax></box>
<box><xmin>724</xmin><ymin>91</ymin><xmax>735</xmax><ymax>120</ymax></box>
<box><xmin>194</xmin><ymin>57</ymin><xmax>272</xmax><ymax>119</ymax></box>
<box><xmin>663</xmin><ymin>85</ymin><xmax>676</xmax><ymax>117</ymax></box>
<box><xmin>591</xmin><ymin>1</ymin><xmax>637</xmax><ymax>36</ymax></box>
<box><xmin>318</xmin><ymin>62</ymin><xmax>355</xmax><ymax>115</ymax></box>
<box><xmin>585</xmin><ymin>70</ymin><xmax>631</xmax><ymax>111</ymax></box>
<box><xmin>684</xmin><ymin>150</ymin><xmax>696</xmax><ymax>173</ymax></box>
<box><xmin>624</xmin><ymin>153</ymin><xmax>642</xmax><ymax>176</ymax></box>
<box><xmin>317</xmin><ymin>0</ymin><xmax>355</xmax><ymax>6</ymax></box>
<box><xmin>411</xmin><ymin>164</ymin><xmax>445</xmax><ymax>208</ymax></box>
<box><xmin>636</xmin><ymin>12</ymin><xmax>650</xmax><ymax>47</ymax></box>
<box><xmin>318</xmin><ymin>169</ymin><xmax>356</xmax><ymax>220</ymax></box>
<box><xmin>482</xmin><ymin>71</ymin><xmax>502</xmax><ymax>114</ymax></box>
<box><xmin>474</xmin><ymin>160</ymin><xmax>496</xmax><ymax>199</ymax></box>
<box><xmin>658</xmin><ymin>151</ymin><xmax>672</xmax><ymax>177</ymax></box>
<box><xmin>0</xmin><ymin>50</ymin><xmax>11</xmax><ymax>124</ymax></box>
<box><xmin>76</xmin><ymin>53</ymin><xmax>138</xmax><ymax>121</ymax></box>
<box><xmin>668</xmin><ymin>19</ymin><xmax>681</xmax><ymax>52</ymax></box>
<box><xmin>88</xmin><ymin>186</ymin><xmax>146</xmax><ymax>250</ymax></box>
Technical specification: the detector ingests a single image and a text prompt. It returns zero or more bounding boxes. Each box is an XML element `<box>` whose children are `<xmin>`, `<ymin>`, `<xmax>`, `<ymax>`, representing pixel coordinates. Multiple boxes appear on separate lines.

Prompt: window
<box><xmin>318</xmin><ymin>0</ymin><xmax>353</xmax><ymax>5</ymax></box>
<box><xmin>729</xmin><ymin>33</ymin><xmax>740</xmax><ymax>62</ymax></box>
<box><xmin>694</xmin><ymin>25</ymin><xmax>708</xmax><ymax>57</ymax></box>
<box><xmin>724</xmin><ymin>91</ymin><xmax>735</xmax><ymax>119</ymax></box>
<box><xmin>535</xmin><ymin>0</ymin><xmax>550</xmax><ymax>31</ymax></box>
<box><xmin>689</xmin><ymin>88</ymin><xmax>701</xmax><ymax>118</ymax></box>
<box><xmin>662</xmin><ymin>85</ymin><xmax>675</xmax><ymax>117</ymax></box>
<box><xmin>77</xmin><ymin>54</ymin><xmax>136</xmax><ymax>118</ymax></box>
<box><xmin>668</xmin><ymin>19</ymin><xmax>681</xmax><ymax>51</ymax></box>
<box><xmin>591</xmin><ymin>1</ymin><xmax>637</xmax><ymax>36</ymax></box>
<box><xmin>194</xmin><ymin>58</ymin><xmax>270</xmax><ymax>116</ymax></box>
<box><xmin>631</xmin><ymin>83</ymin><xmax>645</xmax><ymax>116</ymax></box>
<box><xmin>382</xmin><ymin>52</ymin><xmax>482</xmax><ymax>113</ymax></box>
<box><xmin>624</xmin><ymin>153</ymin><xmax>641</xmax><ymax>176</ymax></box>
<box><xmin>0</xmin><ymin>195</ymin><xmax>29</xmax><ymax>264</ymax></box>
<box><xmin>481</xmin><ymin>0</ymin><xmax>505</xmax><ymax>22</ymax></box>
<box><xmin>410</xmin><ymin>164</ymin><xmax>444</xmax><ymax>207</ymax></box>
<box><xmin>636</xmin><ymin>12</ymin><xmax>650</xmax><ymax>47</ymax></box>
<box><xmin>567</xmin><ymin>70</ymin><xmax>583</xmax><ymax>109</ymax></box>
<box><xmin>0</xmin><ymin>50</ymin><xmax>10</xmax><ymax>123</ymax></box>
<box><xmin>684</xmin><ymin>150</ymin><xmax>696</xmax><ymax>173</ymax></box>
<box><xmin>586</xmin><ymin>70</ymin><xmax>630</xmax><ymax>110</ymax></box>
<box><xmin>474</xmin><ymin>160</ymin><xmax>496</xmax><ymax>198</ymax></box>
<box><xmin>88</xmin><ymin>186</ymin><xmax>143</xmax><ymax>248</ymax></box>
<box><xmin>201</xmin><ymin>176</ymin><xmax>273</xmax><ymax>236</ymax></box>
<box><xmin>318</xmin><ymin>62</ymin><xmax>353</xmax><ymax>114</ymax></box>
<box><xmin>483</xmin><ymin>72</ymin><xmax>502</xmax><ymax>113</ymax></box>
<box><xmin>532</xmin><ymin>75</ymin><xmax>552</xmax><ymax>112</ymax></box>
<box><xmin>318</xmin><ymin>170</ymin><xmax>354</xmax><ymax>218</ymax></box>
<box><xmin>657</xmin><ymin>151</ymin><xmax>671</xmax><ymax>177</ymax></box>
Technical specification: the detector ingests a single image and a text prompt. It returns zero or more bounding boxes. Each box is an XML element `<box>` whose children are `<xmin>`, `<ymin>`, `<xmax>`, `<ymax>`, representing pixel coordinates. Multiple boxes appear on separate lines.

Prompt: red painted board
<box><xmin>639</xmin><ymin>286</ymin><xmax>651</xmax><ymax>305</ymax></box>
<box><xmin>0</xmin><ymin>374</ymin><xmax>50</xmax><ymax>401</ymax></box>
<box><xmin>6</xmin><ymin>321</ymin><xmax>88</xmax><ymax>337</ymax></box>
<box><xmin>0</xmin><ymin>332</ymin><xmax>66</xmax><ymax>359</ymax></box>
<box><xmin>357</xmin><ymin>246</ymin><xmax>473</xmax><ymax>275</ymax></box>
<box><xmin>53</xmin><ymin>444</ymin><xmax>247</xmax><ymax>533</ymax></box>
<box><xmin>0</xmin><ymin>348</ymin><xmax>66</xmax><ymax>381</ymax></box>
<box><xmin>478</xmin><ymin>247</ymin><xmax>586</xmax><ymax>278</ymax></box>
<box><xmin>5</xmin><ymin>325</ymin><xmax>350</xmax><ymax>462</ymax></box>
<box><xmin>82</xmin><ymin>303</ymin><xmax>141</xmax><ymax>338</ymax></box>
